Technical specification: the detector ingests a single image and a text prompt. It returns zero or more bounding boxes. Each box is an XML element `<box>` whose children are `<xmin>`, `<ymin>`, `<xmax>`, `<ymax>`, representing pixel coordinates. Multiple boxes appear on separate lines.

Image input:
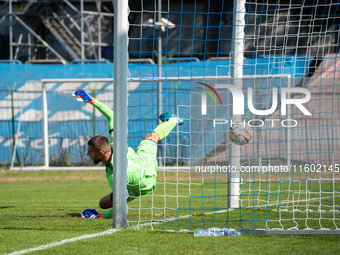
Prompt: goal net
<box><xmin>11</xmin><ymin>0</ymin><xmax>340</xmax><ymax>233</ymax></box>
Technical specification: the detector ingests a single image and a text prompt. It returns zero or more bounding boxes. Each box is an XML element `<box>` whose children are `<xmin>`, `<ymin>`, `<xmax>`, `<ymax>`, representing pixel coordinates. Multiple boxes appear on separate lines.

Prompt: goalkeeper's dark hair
<box><xmin>88</xmin><ymin>135</ymin><xmax>111</xmax><ymax>154</ymax></box>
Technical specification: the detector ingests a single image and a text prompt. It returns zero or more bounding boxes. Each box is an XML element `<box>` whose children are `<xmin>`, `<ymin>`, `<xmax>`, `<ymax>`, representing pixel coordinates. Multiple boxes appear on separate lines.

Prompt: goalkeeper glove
<box><xmin>81</xmin><ymin>207</ymin><xmax>102</xmax><ymax>219</ymax></box>
<box><xmin>72</xmin><ymin>90</ymin><xmax>95</xmax><ymax>105</ymax></box>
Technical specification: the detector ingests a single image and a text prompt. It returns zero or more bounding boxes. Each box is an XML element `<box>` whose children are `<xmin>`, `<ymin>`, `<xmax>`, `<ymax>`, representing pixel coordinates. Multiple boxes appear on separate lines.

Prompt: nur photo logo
<box><xmin>197</xmin><ymin>80</ymin><xmax>312</xmax><ymax>127</ymax></box>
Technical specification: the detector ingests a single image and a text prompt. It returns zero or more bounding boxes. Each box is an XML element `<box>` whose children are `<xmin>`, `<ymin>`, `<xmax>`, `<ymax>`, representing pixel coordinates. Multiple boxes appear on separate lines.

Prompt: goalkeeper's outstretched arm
<box><xmin>72</xmin><ymin>90</ymin><xmax>113</xmax><ymax>133</ymax></box>
<box><xmin>72</xmin><ymin>90</ymin><xmax>115</xmax><ymax>220</ymax></box>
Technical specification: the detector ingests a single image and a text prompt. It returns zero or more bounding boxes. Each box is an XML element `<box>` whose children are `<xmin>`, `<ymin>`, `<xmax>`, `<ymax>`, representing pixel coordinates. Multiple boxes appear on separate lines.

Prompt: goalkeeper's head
<box><xmin>87</xmin><ymin>135</ymin><xmax>112</xmax><ymax>165</ymax></box>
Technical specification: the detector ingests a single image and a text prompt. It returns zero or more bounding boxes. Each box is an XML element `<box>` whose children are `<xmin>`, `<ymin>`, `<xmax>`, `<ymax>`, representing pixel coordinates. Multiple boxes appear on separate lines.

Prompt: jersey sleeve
<box><xmin>92</xmin><ymin>99</ymin><xmax>114</xmax><ymax>148</ymax></box>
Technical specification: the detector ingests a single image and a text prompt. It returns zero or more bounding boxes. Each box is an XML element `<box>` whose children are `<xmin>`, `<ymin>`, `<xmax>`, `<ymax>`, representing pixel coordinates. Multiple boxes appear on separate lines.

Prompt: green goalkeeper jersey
<box><xmin>93</xmin><ymin>100</ymin><xmax>157</xmax><ymax>200</ymax></box>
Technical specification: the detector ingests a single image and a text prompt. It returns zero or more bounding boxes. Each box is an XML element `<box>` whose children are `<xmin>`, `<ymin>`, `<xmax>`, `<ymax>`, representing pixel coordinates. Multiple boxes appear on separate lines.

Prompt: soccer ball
<box><xmin>229</xmin><ymin>122</ymin><xmax>252</xmax><ymax>145</ymax></box>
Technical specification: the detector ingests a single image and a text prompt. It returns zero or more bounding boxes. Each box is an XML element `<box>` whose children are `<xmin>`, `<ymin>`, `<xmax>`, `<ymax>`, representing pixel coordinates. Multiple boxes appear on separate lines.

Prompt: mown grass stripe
<box><xmin>4</xmin><ymin>229</ymin><xmax>121</xmax><ymax>255</ymax></box>
<box><xmin>5</xmin><ymin>207</ymin><xmax>221</xmax><ymax>255</ymax></box>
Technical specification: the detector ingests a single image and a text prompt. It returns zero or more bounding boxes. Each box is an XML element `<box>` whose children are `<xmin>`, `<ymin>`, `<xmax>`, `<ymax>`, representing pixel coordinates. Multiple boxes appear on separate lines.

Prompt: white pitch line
<box><xmin>4</xmin><ymin>229</ymin><xmax>120</xmax><ymax>255</ymax></box>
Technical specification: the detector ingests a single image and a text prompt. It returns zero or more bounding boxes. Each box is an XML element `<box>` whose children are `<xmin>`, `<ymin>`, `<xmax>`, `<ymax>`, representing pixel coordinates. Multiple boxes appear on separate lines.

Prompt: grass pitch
<box><xmin>1</xmin><ymin>169</ymin><xmax>340</xmax><ymax>255</ymax></box>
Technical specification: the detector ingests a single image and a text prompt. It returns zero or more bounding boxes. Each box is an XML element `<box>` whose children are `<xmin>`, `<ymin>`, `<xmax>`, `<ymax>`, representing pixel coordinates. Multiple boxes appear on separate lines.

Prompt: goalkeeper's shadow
<box><xmin>67</xmin><ymin>213</ymin><xmax>82</xmax><ymax>218</ymax></box>
<box><xmin>0</xmin><ymin>206</ymin><xmax>15</xmax><ymax>209</ymax></box>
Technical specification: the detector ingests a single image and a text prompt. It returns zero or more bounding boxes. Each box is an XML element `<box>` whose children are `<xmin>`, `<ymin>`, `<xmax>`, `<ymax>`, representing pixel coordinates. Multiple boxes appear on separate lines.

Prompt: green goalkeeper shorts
<box><xmin>126</xmin><ymin>139</ymin><xmax>158</xmax><ymax>201</ymax></box>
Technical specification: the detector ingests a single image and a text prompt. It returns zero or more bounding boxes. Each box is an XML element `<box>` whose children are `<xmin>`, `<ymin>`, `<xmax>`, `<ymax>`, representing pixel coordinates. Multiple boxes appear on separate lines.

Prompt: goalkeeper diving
<box><xmin>71</xmin><ymin>90</ymin><xmax>183</xmax><ymax>219</ymax></box>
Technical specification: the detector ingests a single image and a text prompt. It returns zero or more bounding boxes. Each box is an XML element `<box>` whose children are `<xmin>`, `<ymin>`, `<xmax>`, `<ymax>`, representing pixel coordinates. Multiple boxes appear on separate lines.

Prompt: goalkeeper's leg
<box><xmin>126</xmin><ymin>112</ymin><xmax>184</xmax><ymax>199</ymax></box>
<box><xmin>144</xmin><ymin>112</ymin><xmax>183</xmax><ymax>143</ymax></box>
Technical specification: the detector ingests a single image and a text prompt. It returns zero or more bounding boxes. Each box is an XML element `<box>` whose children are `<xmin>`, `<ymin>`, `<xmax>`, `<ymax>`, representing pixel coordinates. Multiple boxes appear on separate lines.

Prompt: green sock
<box><xmin>101</xmin><ymin>208</ymin><xmax>113</xmax><ymax>219</ymax></box>
<box><xmin>153</xmin><ymin>120</ymin><xmax>177</xmax><ymax>140</ymax></box>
